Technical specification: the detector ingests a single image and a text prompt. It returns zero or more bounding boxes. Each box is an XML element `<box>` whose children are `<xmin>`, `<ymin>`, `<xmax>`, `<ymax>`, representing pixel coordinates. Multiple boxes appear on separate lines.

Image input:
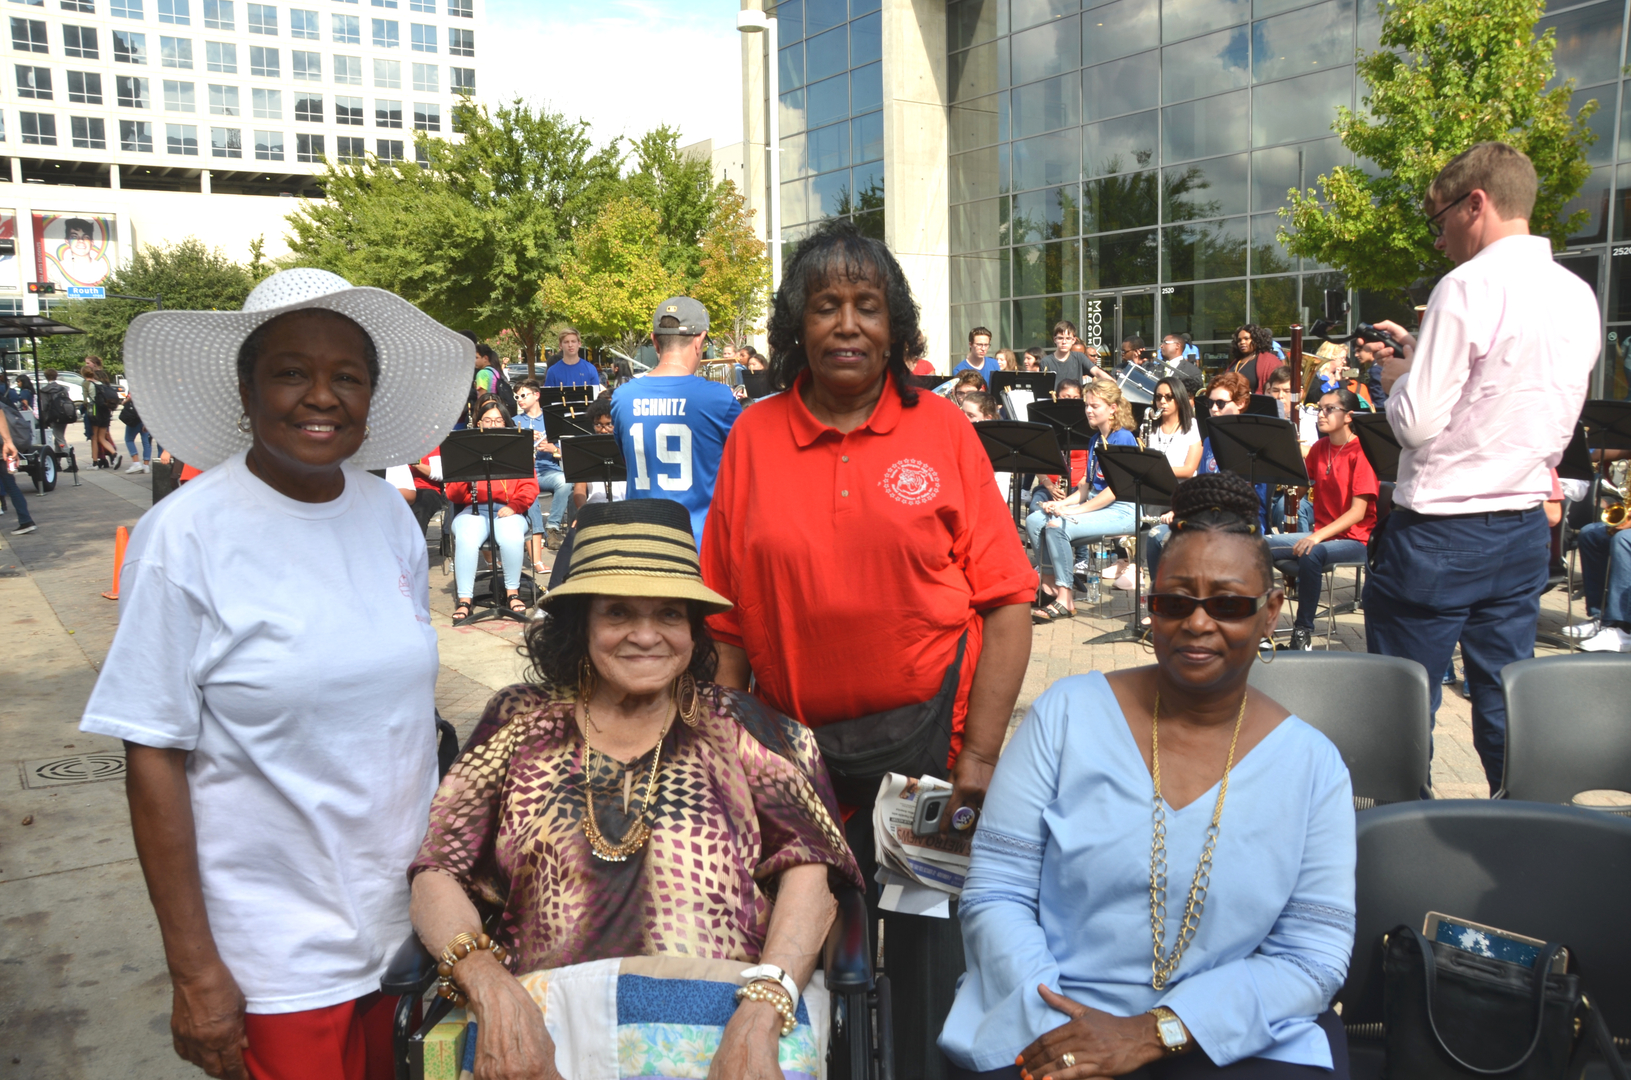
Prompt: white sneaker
<box><xmin>1114</xmin><ymin>566</ymin><xmax>1142</xmax><ymax>591</ymax></box>
<box><xmin>1579</xmin><ymin>625</ymin><xmax>1631</xmax><ymax>653</ymax></box>
<box><xmin>124</xmin><ymin>461</ymin><xmax>143</xmax><ymax>473</ymax></box>
<box><xmin>1561</xmin><ymin>618</ymin><xmax>1601</xmax><ymax>640</ymax></box>
<box><xmin>138</xmin><ymin>462</ymin><xmax>150</xmax><ymax>473</ymax></box>
<box><xmin>1101</xmin><ymin>559</ymin><xmax>1129</xmax><ymax>581</ymax></box>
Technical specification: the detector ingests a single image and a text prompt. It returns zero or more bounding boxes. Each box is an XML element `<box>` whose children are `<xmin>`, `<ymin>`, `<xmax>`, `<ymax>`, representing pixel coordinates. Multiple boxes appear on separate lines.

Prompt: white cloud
<box><xmin>480</xmin><ymin>0</ymin><xmax>744</xmax><ymax>153</ymax></box>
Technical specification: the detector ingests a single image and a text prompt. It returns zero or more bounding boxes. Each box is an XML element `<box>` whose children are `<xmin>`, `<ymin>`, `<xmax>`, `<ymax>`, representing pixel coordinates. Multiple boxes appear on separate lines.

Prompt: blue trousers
<box><xmin>529</xmin><ymin>465</ymin><xmax>571</xmax><ymax>533</ymax></box>
<box><xmin>1</xmin><ymin>463</ymin><xmax>32</xmax><ymax>525</ymax></box>
<box><xmin>1266</xmin><ymin>534</ymin><xmax>1368</xmax><ymax>631</ymax></box>
<box><xmin>1577</xmin><ymin>521</ymin><xmax>1631</xmax><ymax>626</ymax></box>
<box><xmin>1026</xmin><ymin>501</ymin><xmax>1136</xmax><ymax>588</ymax></box>
<box><xmin>1363</xmin><ymin>505</ymin><xmax>1550</xmax><ymax>792</ymax></box>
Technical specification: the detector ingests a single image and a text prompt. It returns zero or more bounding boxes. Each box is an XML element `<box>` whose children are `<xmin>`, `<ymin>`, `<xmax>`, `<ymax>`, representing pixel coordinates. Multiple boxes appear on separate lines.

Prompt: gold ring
<box><xmin>1061</xmin><ymin>1052</ymin><xmax>1076</xmax><ymax>1069</ymax></box>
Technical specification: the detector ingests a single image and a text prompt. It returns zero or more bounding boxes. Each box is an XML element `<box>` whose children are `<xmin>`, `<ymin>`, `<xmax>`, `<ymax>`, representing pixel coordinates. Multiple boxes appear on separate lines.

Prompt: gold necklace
<box><xmin>579</xmin><ymin>696</ymin><xmax>671</xmax><ymax>863</ymax></box>
<box><xmin>1148</xmin><ymin>688</ymin><xmax>1248</xmax><ymax>990</ymax></box>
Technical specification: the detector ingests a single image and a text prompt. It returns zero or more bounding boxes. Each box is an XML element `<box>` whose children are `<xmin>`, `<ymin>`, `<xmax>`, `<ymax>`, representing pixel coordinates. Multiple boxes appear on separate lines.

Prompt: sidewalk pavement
<box><xmin>0</xmin><ymin>433</ymin><xmax>1584</xmax><ymax>1076</ymax></box>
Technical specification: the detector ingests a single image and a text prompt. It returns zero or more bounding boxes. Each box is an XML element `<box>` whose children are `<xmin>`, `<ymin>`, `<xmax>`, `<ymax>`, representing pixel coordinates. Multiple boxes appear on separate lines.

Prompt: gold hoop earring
<box><xmin>236</xmin><ymin>413</ymin><xmax>251</xmax><ymax>434</ymax></box>
<box><xmin>1138</xmin><ymin>627</ymin><xmax>1155</xmax><ymax>655</ymax></box>
<box><xmin>674</xmin><ymin>671</ymin><xmax>701</xmax><ymax>728</ymax></box>
<box><xmin>1258</xmin><ymin>637</ymin><xmax>1277</xmax><ymax>664</ymax></box>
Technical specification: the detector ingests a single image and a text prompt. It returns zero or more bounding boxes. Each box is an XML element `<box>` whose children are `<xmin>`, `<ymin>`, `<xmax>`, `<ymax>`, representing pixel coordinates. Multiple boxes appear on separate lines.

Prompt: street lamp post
<box><xmin>737</xmin><ymin>9</ymin><xmax>781</xmax><ymax>292</ymax></box>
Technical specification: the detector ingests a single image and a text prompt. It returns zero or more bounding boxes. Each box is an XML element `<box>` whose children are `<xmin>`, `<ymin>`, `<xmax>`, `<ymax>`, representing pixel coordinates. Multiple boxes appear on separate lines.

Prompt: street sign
<box><xmin>65</xmin><ymin>286</ymin><xmax>105</xmax><ymax>299</ymax></box>
<box><xmin>26</xmin><ymin>282</ymin><xmax>54</xmax><ymax>295</ymax></box>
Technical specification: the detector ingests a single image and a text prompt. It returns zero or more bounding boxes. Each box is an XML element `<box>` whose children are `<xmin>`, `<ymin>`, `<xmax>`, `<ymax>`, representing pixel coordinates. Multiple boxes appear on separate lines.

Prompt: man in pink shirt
<box><xmin>1364</xmin><ymin>142</ymin><xmax>1600</xmax><ymax>792</ymax></box>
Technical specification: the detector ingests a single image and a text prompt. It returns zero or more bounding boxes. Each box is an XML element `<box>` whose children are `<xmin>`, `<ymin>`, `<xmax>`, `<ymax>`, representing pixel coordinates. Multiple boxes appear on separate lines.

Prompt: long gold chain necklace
<box><xmin>579</xmin><ymin>697</ymin><xmax>671</xmax><ymax>863</ymax></box>
<box><xmin>1148</xmin><ymin>688</ymin><xmax>1247</xmax><ymax>990</ymax></box>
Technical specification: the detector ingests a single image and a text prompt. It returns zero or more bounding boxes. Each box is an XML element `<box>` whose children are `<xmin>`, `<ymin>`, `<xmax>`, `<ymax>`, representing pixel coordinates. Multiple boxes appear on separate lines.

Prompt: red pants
<box><xmin>243</xmin><ymin>992</ymin><xmax>407</xmax><ymax>1080</ymax></box>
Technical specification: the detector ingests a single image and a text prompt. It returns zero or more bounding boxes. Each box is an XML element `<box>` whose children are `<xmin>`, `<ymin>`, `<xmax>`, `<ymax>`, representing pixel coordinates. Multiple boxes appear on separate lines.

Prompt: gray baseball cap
<box><xmin>652</xmin><ymin>296</ymin><xmax>709</xmax><ymax>336</ymax></box>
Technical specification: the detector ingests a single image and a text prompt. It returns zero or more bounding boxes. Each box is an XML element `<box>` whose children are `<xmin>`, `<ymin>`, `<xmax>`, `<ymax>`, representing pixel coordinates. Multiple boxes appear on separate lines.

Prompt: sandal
<box><xmin>451</xmin><ymin>601</ymin><xmax>473</xmax><ymax>626</ymax></box>
<box><xmin>508</xmin><ymin>594</ymin><xmax>528</xmax><ymax>615</ymax></box>
<box><xmin>1032</xmin><ymin>601</ymin><xmax>1074</xmax><ymax>622</ymax></box>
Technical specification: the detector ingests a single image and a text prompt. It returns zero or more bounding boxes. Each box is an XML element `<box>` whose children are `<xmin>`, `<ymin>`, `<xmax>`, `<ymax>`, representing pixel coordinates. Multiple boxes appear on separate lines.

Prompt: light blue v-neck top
<box><xmin>940</xmin><ymin>672</ymin><xmax>1356</xmax><ymax>1071</ymax></box>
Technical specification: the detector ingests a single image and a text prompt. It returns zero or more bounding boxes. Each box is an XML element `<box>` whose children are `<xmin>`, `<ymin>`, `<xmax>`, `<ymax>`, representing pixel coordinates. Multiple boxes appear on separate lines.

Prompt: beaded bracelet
<box><xmin>734</xmin><ymin>980</ymin><xmax>797</xmax><ymax>1037</ymax></box>
<box><xmin>434</xmin><ymin>932</ymin><xmax>510</xmax><ymax>1006</ymax></box>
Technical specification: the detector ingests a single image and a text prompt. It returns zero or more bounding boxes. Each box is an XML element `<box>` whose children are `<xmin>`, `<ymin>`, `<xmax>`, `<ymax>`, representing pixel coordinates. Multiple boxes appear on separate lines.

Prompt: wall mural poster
<box><xmin>32</xmin><ymin>212</ymin><xmax>117</xmax><ymax>289</ymax></box>
<box><xmin>0</xmin><ymin>211</ymin><xmax>17</xmax><ymax>292</ymax></box>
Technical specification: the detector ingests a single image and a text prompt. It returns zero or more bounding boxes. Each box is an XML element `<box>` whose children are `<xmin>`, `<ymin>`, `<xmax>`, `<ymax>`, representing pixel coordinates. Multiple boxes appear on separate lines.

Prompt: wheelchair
<box><xmin>385</xmin><ymin>719</ymin><xmax>894</xmax><ymax>1080</ymax></box>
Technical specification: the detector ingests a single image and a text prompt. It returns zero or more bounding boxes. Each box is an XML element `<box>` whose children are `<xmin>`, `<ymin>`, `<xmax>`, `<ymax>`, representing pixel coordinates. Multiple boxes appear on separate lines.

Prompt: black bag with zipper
<box><xmin>812</xmin><ymin>631</ymin><xmax>967</xmax><ymax>807</ymax></box>
<box><xmin>1382</xmin><ymin>925</ymin><xmax>1628</xmax><ymax>1080</ymax></box>
<box><xmin>119</xmin><ymin>398</ymin><xmax>140</xmax><ymax>427</ymax></box>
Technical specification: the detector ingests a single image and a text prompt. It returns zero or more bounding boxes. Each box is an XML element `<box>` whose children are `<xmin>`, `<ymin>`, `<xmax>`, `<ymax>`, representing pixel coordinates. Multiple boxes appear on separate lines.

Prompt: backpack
<box><xmin>40</xmin><ymin>383</ymin><xmax>76</xmax><ymax>426</ymax></box>
<box><xmin>0</xmin><ymin>397</ymin><xmax>33</xmax><ymax>452</ymax></box>
<box><xmin>488</xmin><ymin>368</ymin><xmax>517</xmax><ymax>415</ymax></box>
<box><xmin>95</xmin><ymin>381</ymin><xmax>121</xmax><ymax>408</ymax></box>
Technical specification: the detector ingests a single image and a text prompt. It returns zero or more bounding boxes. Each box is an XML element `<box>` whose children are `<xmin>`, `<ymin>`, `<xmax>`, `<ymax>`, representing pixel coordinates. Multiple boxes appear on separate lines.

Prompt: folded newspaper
<box><xmin>871</xmin><ymin>773</ymin><xmax>973</xmax><ymax>919</ymax></box>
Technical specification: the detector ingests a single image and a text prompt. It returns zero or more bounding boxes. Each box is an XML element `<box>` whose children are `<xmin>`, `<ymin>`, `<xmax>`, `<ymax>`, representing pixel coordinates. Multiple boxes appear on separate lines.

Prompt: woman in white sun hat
<box><xmin>79</xmin><ymin>268</ymin><xmax>472</xmax><ymax>1080</ymax></box>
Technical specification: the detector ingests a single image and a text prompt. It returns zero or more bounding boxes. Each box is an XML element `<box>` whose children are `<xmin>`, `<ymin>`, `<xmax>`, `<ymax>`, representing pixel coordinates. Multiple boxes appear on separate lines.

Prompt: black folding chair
<box><xmin>1500</xmin><ymin>654</ymin><xmax>1631</xmax><ymax>805</ymax></box>
<box><xmin>1247</xmin><ymin>652</ymin><xmax>1432</xmax><ymax>807</ymax></box>
<box><xmin>1340</xmin><ymin>801</ymin><xmax>1631</xmax><ymax>1079</ymax></box>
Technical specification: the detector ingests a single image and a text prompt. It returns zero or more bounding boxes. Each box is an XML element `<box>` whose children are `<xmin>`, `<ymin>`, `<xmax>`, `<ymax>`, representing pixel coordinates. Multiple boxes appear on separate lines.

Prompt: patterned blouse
<box><xmin>409</xmin><ymin>681</ymin><xmax>864</xmax><ymax>973</ymax></box>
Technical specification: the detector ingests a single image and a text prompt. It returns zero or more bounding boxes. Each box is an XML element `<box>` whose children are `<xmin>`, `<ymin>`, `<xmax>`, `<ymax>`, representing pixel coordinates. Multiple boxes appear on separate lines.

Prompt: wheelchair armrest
<box><xmin>381</xmin><ymin>932</ymin><xmax>439</xmax><ymax>998</ymax></box>
<box><xmin>822</xmin><ymin>885</ymin><xmax>873</xmax><ymax>994</ymax></box>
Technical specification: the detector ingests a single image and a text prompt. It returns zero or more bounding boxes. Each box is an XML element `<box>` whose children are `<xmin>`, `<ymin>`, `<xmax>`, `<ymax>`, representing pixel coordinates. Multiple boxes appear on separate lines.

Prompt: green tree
<box><xmin>622</xmin><ymin>127</ymin><xmax>723</xmax><ymax>285</ymax></box>
<box><xmin>690</xmin><ymin>181</ymin><xmax>771</xmax><ymax>348</ymax></box>
<box><xmin>538</xmin><ymin>197</ymin><xmax>679</xmax><ymax>356</ymax></box>
<box><xmin>41</xmin><ymin>237</ymin><xmax>256</xmax><ymax>373</ymax></box>
<box><xmin>285</xmin><ymin>99</ymin><xmax>623</xmax><ymax>372</ymax></box>
<box><xmin>1280</xmin><ymin>0</ymin><xmax>1597</xmax><ymax>292</ymax></box>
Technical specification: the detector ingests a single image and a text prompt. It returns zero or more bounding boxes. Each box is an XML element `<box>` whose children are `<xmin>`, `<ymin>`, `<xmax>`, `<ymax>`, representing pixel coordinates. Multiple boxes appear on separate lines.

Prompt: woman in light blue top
<box><xmin>942</xmin><ymin>470</ymin><xmax>1356</xmax><ymax>1079</ymax></box>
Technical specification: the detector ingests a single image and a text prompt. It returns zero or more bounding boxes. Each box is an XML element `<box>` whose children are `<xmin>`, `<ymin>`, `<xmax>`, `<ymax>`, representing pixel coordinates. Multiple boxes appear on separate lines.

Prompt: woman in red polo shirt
<box><xmin>700</xmin><ymin>218</ymin><xmax>1037</xmax><ymax>1078</ymax></box>
<box><xmin>1266</xmin><ymin>387</ymin><xmax>1378</xmax><ymax>650</ymax></box>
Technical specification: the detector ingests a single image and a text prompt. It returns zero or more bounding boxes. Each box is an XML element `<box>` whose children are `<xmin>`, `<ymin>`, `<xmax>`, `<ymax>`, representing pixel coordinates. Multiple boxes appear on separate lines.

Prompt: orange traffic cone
<box><xmin>101</xmin><ymin>526</ymin><xmax>129</xmax><ymax>600</ymax></box>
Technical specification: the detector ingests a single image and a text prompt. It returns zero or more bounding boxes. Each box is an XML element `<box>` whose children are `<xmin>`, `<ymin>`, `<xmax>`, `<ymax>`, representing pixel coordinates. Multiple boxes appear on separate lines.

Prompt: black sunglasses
<box><xmin>1425</xmin><ymin>191</ymin><xmax>1471</xmax><ymax>237</ymax></box>
<box><xmin>1146</xmin><ymin>593</ymin><xmax>1269</xmax><ymax>621</ymax></box>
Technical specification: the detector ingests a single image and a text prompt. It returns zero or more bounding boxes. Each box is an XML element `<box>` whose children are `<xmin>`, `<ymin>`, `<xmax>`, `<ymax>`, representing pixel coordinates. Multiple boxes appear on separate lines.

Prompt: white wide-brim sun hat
<box><xmin>124</xmin><ymin>267</ymin><xmax>474</xmax><ymax>471</ymax></box>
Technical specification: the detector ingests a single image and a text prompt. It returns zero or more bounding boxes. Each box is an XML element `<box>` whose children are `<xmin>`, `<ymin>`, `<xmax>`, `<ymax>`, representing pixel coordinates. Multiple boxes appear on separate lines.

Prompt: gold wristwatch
<box><xmin>1148</xmin><ymin>1006</ymin><xmax>1190</xmax><ymax>1053</ymax></box>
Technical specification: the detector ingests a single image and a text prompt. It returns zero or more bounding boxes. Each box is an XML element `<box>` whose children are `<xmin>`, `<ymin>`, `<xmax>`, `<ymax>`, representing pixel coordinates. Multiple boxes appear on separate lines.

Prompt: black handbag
<box><xmin>118</xmin><ymin>399</ymin><xmax>139</xmax><ymax>427</ymax></box>
<box><xmin>812</xmin><ymin>631</ymin><xmax>967</xmax><ymax>807</ymax></box>
<box><xmin>1382</xmin><ymin>925</ymin><xmax>1628</xmax><ymax>1080</ymax></box>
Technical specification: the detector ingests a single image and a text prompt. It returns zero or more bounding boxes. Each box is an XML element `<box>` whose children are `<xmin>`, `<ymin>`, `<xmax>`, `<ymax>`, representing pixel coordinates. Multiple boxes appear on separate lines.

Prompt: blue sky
<box><xmin>481</xmin><ymin>0</ymin><xmax>745</xmax><ymax>151</ymax></box>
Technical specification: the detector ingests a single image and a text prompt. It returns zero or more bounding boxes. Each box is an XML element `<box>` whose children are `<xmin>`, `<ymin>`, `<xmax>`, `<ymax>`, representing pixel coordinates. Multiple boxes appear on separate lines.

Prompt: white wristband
<box><xmin>739</xmin><ymin>964</ymin><xmax>799</xmax><ymax>1008</ymax></box>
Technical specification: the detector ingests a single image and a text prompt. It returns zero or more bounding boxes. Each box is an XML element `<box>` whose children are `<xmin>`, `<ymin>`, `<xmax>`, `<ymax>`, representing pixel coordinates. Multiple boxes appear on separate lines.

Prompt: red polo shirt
<box><xmin>701</xmin><ymin>371</ymin><xmax>1036</xmax><ymax>756</ymax></box>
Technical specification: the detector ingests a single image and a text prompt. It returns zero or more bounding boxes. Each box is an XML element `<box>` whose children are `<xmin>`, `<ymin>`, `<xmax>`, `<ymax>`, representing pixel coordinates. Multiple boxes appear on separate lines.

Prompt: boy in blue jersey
<box><xmin>542</xmin><ymin>327</ymin><xmax>604</xmax><ymax>390</ymax></box>
<box><xmin>609</xmin><ymin>296</ymin><xmax>741</xmax><ymax>549</ymax></box>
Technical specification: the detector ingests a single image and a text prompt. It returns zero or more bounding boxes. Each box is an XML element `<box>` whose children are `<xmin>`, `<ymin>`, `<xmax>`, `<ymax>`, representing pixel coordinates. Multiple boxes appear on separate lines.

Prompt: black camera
<box><xmin>1309</xmin><ymin>318</ymin><xmax>1402</xmax><ymax>356</ymax></box>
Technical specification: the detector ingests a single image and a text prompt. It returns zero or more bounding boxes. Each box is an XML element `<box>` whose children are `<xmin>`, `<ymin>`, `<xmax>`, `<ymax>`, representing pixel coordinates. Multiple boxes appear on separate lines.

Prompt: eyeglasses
<box><xmin>1146</xmin><ymin>593</ymin><xmax>1269</xmax><ymax>621</ymax></box>
<box><xmin>1153</xmin><ymin>392</ymin><xmax>1175</xmax><ymax>402</ymax></box>
<box><xmin>1426</xmin><ymin>191</ymin><xmax>1471</xmax><ymax>237</ymax></box>
<box><xmin>1316</xmin><ymin>405</ymin><xmax>1350</xmax><ymax>416</ymax></box>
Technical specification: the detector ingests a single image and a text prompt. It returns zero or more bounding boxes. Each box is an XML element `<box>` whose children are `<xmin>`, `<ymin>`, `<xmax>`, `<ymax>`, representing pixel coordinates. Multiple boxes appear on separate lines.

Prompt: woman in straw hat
<box><xmin>79</xmin><ymin>268</ymin><xmax>473</xmax><ymax>1079</ymax></box>
<box><xmin>409</xmin><ymin>498</ymin><xmax>862</xmax><ymax>1080</ymax></box>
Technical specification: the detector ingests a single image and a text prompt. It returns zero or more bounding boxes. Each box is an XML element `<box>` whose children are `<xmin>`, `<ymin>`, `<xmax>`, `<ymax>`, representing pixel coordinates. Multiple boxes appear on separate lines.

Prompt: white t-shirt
<box><xmin>583</xmin><ymin>479</ymin><xmax>627</xmax><ymax>504</ymax></box>
<box><xmin>1146</xmin><ymin>419</ymin><xmax>1201</xmax><ymax>471</ymax></box>
<box><xmin>80</xmin><ymin>452</ymin><xmax>440</xmax><ymax>1014</ymax></box>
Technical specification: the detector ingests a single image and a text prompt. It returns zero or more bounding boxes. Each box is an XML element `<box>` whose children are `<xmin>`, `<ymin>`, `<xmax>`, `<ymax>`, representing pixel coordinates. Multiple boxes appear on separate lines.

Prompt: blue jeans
<box><xmin>1577</xmin><ymin>521</ymin><xmax>1631</xmax><ymax>626</ymax></box>
<box><xmin>530</xmin><ymin>465</ymin><xmax>570</xmax><ymax>533</ymax></box>
<box><xmin>1298</xmin><ymin>496</ymin><xmax>1315</xmax><ymax>533</ymax></box>
<box><xmin>123</xmin><ymin>424</ymin><xmax>152</xmax><ymax>461</ymax></box>
<box><xmin>452</xmin><ymin>506</ymin><xmax>528</xmax><ymax>599</ymax></box>
<box><xmin>1</xmin><ymin>464</ymin><xmax>33</xmax><ymax>525</ymax></box>
<box><xmin>1027</xmin><ymin>500</ymin><xmax>1136</xmax><ymax>588</ymax></box>
<box><xmin>1363</xmin><ymin>506</ymin><xmax>1550</xmax><ymax>791</ymax></box>
<box><xmin>1266</xmin><ymin>533</ymin><xmax>1368</xmax><ymax>631</ymax></box>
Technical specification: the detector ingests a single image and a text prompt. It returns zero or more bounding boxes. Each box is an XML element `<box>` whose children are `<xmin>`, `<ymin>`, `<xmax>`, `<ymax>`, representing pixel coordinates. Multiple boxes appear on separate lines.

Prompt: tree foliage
<box><xmin>284</xmin><ymin>99</ymin><xmax>623</xmax><ymax>369</ymax></box>
<box><xmin>1280</xmin><ymin>0</ymin><xmax>1597</xmax><ymax>292</ymax></box>
<box><xmin>537</xmin><ymin>197</ymin><xmax>679</xmax><ymax>356</ymax></box>
<box><xmin>622</xmin><ymin>127</ymin><xmax>721</xmax><ymax>284</ymax></box>
<box><xmin>690</xmin><ymin>182</ymin><xmax>771</xmax><ymax>348</ymax></box>
<box><xmin>43</xmin><ymin>237</ymin><xmax>256</xmax><ymax>372</ymax></box>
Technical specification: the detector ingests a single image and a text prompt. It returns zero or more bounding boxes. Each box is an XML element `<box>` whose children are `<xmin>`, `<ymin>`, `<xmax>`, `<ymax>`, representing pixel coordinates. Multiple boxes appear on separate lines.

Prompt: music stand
<box><xmin>1558</xmin><ymin>423</ymin><xmax>1594</xmax><ymax>483</ymax></box>
<box><xmin>543</xmin><ymin>403</ymin><xmax>596</xmax><ymax>443</ymax></box>
<box><xmin>741</xmin><ymin>371</ymin><xmax>774</xmax><ymax>399</ymax></box>
<box><xmin>539</xmin><ymin>385</ymin><xmax>597</xmax><ymax>411</ymax></box>
<box><xmin>1580</xmin><ymin>400</ymin><xmax>1631</xmax><ymax>451</ymax></box>
<box><xmin>905</xmin><ymin>373</ymin><xmax>949</xmax><ymax>391</ymax></box>
<box><xmin>1246</xmin><ymin>394</ymin><xmax>1280</xmax><ymax>418</ymax></box>
<box><xmin>1026</xmin><ymin>400</ymin><xmax>1095</xmax><ymax>450</ymax></box>
<box><xmin>440</xmin><ymin>429</ymin><xmax>539</xmax><ymax>624</ymax></box>
<box><xmin>559</xmin><ymin>434</ymin><xmax>627</xmax><ymax>503</ymax></box>
<box><xmin>990</xmin><ymin>371</ymin><xmax>1056</xmax><ymax>399</ymax></box>
<box><xmin>973</xmin><ymin>420</ymin><xmax>1067</xmax><ymax>530</ymax></box>
<box><xmin>1083</xmin><ymin>446</ymin><xmax>1180</xmax><ymax>646</ymax></box>
<box><xmin>1351</xmin><ymin>413</ymin><xmax>1401</xmax><ymax>483</ymax></box>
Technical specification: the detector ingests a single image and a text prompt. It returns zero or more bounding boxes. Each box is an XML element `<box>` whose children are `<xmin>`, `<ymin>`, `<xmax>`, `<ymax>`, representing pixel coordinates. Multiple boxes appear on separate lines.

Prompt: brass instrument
<box><xmin>1603</xmin><ymin>479</ymin><xmax>1627</xmax><ymax>525</ymax></box>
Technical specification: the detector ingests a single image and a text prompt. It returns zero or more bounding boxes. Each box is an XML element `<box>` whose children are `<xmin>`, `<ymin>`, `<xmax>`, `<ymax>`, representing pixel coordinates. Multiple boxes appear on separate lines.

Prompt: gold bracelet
<box><xmin>734</xmin><ymin>980</ymin><xmax>797</xmax><ymax>1037</ymax></box>
<box><xmin>434</xmin><ymin>932</ymin><xmax>510</xmax><ymax>1006</ymax></box>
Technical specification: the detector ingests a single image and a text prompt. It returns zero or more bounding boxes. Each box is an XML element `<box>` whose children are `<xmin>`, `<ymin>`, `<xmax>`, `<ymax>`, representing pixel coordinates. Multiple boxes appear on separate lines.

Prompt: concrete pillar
<box><xmin>9</xmin><ymin>158</ymin><xmax>20</xmax><ymax>185</ymax></box>
<box><xmin>109</xmin><ymin>163</ymin><xmax>121</xmax><ymax>189</ymax></box>
<box><xmin>200</xmin><ymin>169</ymin><xmax>211</xmax><ymax>194</ymax></box>
<box><xmin>883</xmin><ymin>0</ymin><xmax>950</xmax><ymax>371</ymax></box>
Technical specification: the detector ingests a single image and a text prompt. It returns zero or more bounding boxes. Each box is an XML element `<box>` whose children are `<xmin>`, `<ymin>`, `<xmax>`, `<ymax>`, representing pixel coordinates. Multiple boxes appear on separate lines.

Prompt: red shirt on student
<box><xmin>1304</xmin><ymin>436</ymin><xmax>1378</xmax><ymax>543</ymax></box>
<box><xmin>701</xmin><ymin>370</ymin><xmax>1036</xmax><ymax>757</ymax></box>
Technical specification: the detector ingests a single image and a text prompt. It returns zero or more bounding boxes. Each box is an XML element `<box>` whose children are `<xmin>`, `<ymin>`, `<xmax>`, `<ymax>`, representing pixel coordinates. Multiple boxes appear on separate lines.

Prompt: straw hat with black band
<box><xmin>123</xmin><ymin>267</ymin><xmax>474</xmax><ymax>471</ymax></box>
<box><xmin>547</xmin><ymin>499</ymin><xmax>731</xmax><ymax>614</ymax></box>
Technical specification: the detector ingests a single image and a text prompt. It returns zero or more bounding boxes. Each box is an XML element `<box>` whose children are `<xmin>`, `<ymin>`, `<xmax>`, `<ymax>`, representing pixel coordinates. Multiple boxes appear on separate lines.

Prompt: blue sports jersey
<box><xmin>543</xmin><ymin>357</ymin><xmax>604</xmax><ymax>389</ymax></box>
<box><xmin>609</xmin><ymin>375</ymin><xmax>742</xmax><ymax>548</ymax></box>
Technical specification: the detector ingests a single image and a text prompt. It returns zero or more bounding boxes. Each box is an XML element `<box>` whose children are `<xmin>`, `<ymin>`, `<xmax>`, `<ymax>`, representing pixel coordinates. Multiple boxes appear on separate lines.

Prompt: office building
<box><xmin>740</xmin><ymin>0</ymin><xmax>1628</xmax><ymax>396</ymax></box>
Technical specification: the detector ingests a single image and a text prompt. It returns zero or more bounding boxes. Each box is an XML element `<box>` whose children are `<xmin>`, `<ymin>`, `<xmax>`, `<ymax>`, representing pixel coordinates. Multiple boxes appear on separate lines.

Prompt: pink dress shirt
<box><xmin>1389</xmin><ymin>234</ymin><xmax>1599</xmax><ymax>515</ymax></box>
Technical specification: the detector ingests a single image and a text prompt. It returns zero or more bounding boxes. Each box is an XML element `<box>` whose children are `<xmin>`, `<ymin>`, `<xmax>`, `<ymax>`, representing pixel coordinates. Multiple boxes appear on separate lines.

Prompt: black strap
<box><xmin>1587</xmin><ymin>996</ymin><xmax>1631</xmax><ymax>1080</ymax></box>
<box><xmin>1410</xmin><ymin>926</ymin><xmax>1562</xmax><ymax>1075</ymax></box>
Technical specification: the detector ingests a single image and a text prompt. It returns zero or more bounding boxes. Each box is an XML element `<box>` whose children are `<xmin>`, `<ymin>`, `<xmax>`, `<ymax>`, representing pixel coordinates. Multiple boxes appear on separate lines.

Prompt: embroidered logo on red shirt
<box><xmin>880</xmin><ymin>458</ymin><xmax>942</xmax><ymax>505</ymax></box>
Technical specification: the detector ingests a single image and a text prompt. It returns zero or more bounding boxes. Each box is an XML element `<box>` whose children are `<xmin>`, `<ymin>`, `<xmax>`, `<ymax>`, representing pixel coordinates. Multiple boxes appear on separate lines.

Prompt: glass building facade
<box><xmin>931</xmin><ymin>0</ymin><xmax>1630</xmax><ymax>395</ymax></box>
<box><xmin>778</xmin><ymin>0</ymin><xmax>886</xmax><ymax>250</ymax></box>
